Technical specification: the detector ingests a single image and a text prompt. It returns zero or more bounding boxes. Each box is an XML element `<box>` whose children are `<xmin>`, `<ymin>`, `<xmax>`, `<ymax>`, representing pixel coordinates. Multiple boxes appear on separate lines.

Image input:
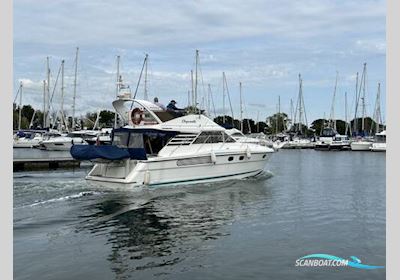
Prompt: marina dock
<box><xmin>13</xmin><ymin>148</ymin><xmax>80</xmax><ymax>171</ymax></box>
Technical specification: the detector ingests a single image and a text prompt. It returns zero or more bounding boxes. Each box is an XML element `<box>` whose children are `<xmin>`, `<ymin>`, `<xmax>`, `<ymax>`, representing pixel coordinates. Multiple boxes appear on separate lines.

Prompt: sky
<box><xmin>13</xmin><ymin>0</ymin><xmax>386</xmax><ymax>124</ymax></box>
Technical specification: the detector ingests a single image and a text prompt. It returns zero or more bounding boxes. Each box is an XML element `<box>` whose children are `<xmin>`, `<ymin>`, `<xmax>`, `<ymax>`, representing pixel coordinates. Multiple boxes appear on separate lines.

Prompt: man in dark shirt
<box><xmin>166</xmin><ymin>100</ymin><xmax>185</xmax><ymax>116</ymax></box>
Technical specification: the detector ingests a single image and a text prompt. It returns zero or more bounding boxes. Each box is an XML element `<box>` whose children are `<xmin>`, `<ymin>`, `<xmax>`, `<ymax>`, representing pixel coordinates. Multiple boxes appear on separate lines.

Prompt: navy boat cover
<box><xmin>70</xmin><ymin>145</ymin><xmax>147</xmax><ymax>161</ymax></box>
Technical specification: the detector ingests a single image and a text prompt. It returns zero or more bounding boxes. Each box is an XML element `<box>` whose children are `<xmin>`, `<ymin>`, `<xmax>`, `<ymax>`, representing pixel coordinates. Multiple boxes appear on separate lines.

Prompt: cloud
<box><xmin>13</xmin><ymin>0</ymin><xmax>386</xmax><ymax>121</ymax></box>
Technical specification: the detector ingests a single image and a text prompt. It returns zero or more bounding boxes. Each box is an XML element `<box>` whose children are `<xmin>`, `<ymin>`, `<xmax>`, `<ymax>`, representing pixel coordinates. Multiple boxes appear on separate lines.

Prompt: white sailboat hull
<box><xmin>370</xmin><ymin>143</ymin><xmax>386</xmax><ymax>152</ymax></box>
<box><xmin>350</xmin><ymin>141</ymin><xmax>373</xmax><ymax>151</ymax></box>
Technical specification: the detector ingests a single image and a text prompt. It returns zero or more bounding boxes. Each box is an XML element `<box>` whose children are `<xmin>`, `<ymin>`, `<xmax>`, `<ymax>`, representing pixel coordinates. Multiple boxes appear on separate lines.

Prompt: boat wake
<box><xmin>17</xmin><ymin>191</ymin><xmax>103</xmax><ymax>209</ymax></box>
<box><xmin>244</xmin><ymin>170</ymin><xmax>274</xmax><ymax>181</ymax></box>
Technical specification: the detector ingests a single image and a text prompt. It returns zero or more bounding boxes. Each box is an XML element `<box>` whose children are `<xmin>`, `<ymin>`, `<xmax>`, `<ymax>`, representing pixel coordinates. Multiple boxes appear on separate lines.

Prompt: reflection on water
<box><xmin>14</xmin><ymin>151</ymin><xmax>385</xmax><ymax>280</ymax></box>
<box><xmin>73</xmin><ymin>176</ymin><xmax>273</xmax><ymax>277</ymax></box>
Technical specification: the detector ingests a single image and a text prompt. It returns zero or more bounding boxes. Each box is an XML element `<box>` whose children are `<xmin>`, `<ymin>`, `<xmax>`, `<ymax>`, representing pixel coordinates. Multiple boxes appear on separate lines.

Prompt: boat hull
<box><xmin>40</xmin><ymin>138</ymin><xmax>87</xmax><ymax>151</ymax></box>
<box><xmin>85</xmin><ymin>152</ymin><xmax>271</xmax><ymax>189</ymax></box>
<box><xmin>370</xmin><ymin>143</ymin><xmax>386</xmax><ymax>152</ymax></box>
<box><xmin>351</xmin><ymin>141</ymin><xmax>373</xmax><ymax>151</ymax></box>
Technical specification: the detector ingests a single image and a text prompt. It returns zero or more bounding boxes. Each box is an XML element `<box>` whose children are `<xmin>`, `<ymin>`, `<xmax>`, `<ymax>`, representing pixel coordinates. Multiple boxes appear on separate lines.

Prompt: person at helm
<box><xmin>167</xmin><ymin>100</ymin><xmax>185</xmax><ymax>116</ymax></box>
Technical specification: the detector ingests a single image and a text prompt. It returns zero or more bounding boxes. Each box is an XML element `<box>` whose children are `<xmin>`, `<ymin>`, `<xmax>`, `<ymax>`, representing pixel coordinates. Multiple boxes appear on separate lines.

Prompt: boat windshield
<box><xmin>193</xmin><ymin>131</ymin><xmax>235</xmax><ymax>144</ymax></box>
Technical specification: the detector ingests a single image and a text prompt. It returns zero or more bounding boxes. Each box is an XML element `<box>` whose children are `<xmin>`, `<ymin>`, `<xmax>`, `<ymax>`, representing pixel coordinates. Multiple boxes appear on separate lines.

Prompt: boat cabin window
<box><xmin>112</xmin><ymin>132</ymin><xmax>130</xmax><ymax>148</ymax></box>
<box><xmin>321</xmin><ymin>128</ymin><xmax>337</xmax><ymax>137</ymax></box>
<box><xmin>112</xmin><ymin>131</ymin><xmax>144</xmax><ymax>148</ymax></box>
<box><xmin>112</xmin><ymin>129</ymin><xmax>176</xmax><ymax>155</ymax></box>
<box><xmin>193</xmin><ymin>131</ymin><xmax>235</xmax><ymax>144</ymax></box>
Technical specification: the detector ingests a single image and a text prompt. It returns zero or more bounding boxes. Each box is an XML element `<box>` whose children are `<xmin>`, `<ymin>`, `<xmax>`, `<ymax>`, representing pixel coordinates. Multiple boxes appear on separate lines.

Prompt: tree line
<box><xmin>13</xmin><ymin>103</ymin><xmax>385</xmax><ymax>136</ymax></box>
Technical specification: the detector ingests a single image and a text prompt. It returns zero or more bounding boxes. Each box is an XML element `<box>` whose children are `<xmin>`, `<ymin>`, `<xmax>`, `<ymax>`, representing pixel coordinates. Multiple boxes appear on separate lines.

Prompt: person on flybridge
<box><xmin>167</xmin><ymin>100</ymin><xmax>185</xmax><ymax>117</ymax></box>
<box><xmin>153</xmin><ymin>97</ymin><xmax>166</xmax><ymax>110</ymax></box>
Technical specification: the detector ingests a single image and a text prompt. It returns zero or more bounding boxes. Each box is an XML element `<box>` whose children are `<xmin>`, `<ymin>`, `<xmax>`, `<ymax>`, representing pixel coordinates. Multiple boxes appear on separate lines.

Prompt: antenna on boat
<box><xmin>72</xmin><ymin>47</ymin><xmax>79</xmax><ymax>131</ymax></box>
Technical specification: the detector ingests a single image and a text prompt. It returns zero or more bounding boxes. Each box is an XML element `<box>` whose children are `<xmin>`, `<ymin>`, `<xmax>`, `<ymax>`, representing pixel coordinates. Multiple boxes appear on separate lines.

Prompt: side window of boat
<box><xmin>128</xmin><ymin>133</ymin><xmax>144</xmax><ymax>148</ymax></box>
<box><xmin>206</xmin><ymin>132</ymin><xmax>223</xmax><ymax>143</ymax></box>
<box><xmin>194</xmin><ymin>131</ymin><xmax>224</xmax><ymax>144</ymax></box>
<box><xmin>113</xmin><ymin>132</ymin><xmax>129</xmax><ymax>148</ymax></box>
<box><xmin>223</xmin><ymin>132</ymin><xmax>235</xmax><ymax>143</ymax></box>
<box><xmin>193</xmin><ymin>132</ymin><xmax>210</xmax><ymax>144</ymax></box>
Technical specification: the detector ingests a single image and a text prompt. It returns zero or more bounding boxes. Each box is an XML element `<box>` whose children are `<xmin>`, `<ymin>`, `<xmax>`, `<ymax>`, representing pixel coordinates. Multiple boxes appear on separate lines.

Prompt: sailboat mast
<box><xmin>361</xmin><ymin>63</ymin><xmax>367</xmax><ymax>133</ymax></box>
<box><xmin>144</xmin><ymin>54</ymin><xmax>148</xmax><ymax>100</ymax></box>
<box><xmin>345</xmin><ymin>91</ymin><xmax>348</xmax><ymax>135</ymax></box>
<box><xmin>190</xmin><ymin>70</ymin><xmax>194</xmax><ymax>108</ymax></box>
<box><xmin>114</xmin><ymin>55</ymin><xmax>120</xmax><ymax>128</ymax></box>
<box><xmin>207</xmin><ymin>84</ymin><xmax>211</xmax><ymax>115</ymax></box>
<box><xmin>72</xmin><ymin>47</ymin><xmax>79</xmax><ymax>130</ymax></box>
<box><xmin>290</xmin><ymin>98</ymin><xmax>293</xmax><ymax>130</ymax></box>
<box><xmin>43</xmin><ymin>80</ymin><xmax>46</xmax><ymax>128</ymax></box>
<box><xmin>46</xmin><ymin>56</ymin><xmax>51</xmax><ymax>128</ymax></box>
<box><xmin>256</xmin><ymin>111</ymin><xmax>260</xmax><ymax>133</ymax></box>
<box><xmin>194</xmin><ymin>50</ymin><xmax>199</xmax><ymax>109</ymax></box>
<box><xmin>239</xmin><ymin>82</ymin><xmax>243</xmax><ymax>132</ymax></box>
<box><xmin>330</xmin><ymin>71</ymin><xmax>338</xmax><ymax>130</ymax></box>
<box><xmin>61</xmin><ymin>59</ymin><xmax>65</xmax><ymax>130</ymax></box>
<box><xmin>18</xmin><ymin>82</ymin><xmax>23</xmax><ymax>130</ymax></box>
<box><xmin>298</xmin><ymin>74</ymin><xmax>303</xmax><ymax>134</ymax></box>
<box><xmin>375</xmin><ymin>83</ymin><xmax>381</xmax><ymax>134</ymax></box>
<box><xmin>353</xmin><ymin>72</ymin><xmax>359</xmax><ymax>134</ymax></box>
<box><xmin>222</xmin><ymin>72</ymin><xmax>226</xmax><ymax>124</ymax></box>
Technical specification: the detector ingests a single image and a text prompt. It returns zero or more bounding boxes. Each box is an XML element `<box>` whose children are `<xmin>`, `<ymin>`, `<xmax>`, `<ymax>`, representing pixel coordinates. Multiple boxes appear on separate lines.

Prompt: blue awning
<box><xmin>70</xmin><ymin>145</ymin><xmax>147</xmax><ymax>161</ymax></box>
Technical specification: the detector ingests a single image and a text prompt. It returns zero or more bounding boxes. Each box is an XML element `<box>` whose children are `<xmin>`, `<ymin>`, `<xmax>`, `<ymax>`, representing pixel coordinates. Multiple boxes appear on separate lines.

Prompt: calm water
<box><xmin>13</xmin><ymin>150</ymin><xmax>386</xmax><ymax>280</ymax></box>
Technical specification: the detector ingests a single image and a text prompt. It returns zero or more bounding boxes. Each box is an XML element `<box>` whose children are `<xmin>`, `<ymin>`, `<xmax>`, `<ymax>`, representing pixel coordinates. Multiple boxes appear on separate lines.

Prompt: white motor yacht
<box><xmin>40</xmin><ymin>130</ymin><xmax>99</xmax><ymax>151</ymax></box>
<box><xmin>315</xmin><ymin>128</ymin><xmax>350</xmax><ymax>151</ymax></box>
<box><xmin>86</xmin><ymin>128</ymin><xmax>113</xmax><ymax>145</ymax></box>
<box><xmin>226</xmin><ymin>129</ymin><xmax>273</xmax><ymax>147</ymax></box>
<box><xmin>13</xmin><ymin>131</ymin><xmax>44</xmax><ymax>148</ymax></box>
<box><xmin>370</xmin><ymin>130</ymin><xmax>386</xmax><ymax>152</ymax></box>
<box><xmin>71</xmin><ymin>98</ymin><xmax>274</xmax><ymax>188</ymax></box>
<box><xmin>282</xmin><ymin>137</ymin><xmax>314</xmax><ymax>149</ymax></box>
